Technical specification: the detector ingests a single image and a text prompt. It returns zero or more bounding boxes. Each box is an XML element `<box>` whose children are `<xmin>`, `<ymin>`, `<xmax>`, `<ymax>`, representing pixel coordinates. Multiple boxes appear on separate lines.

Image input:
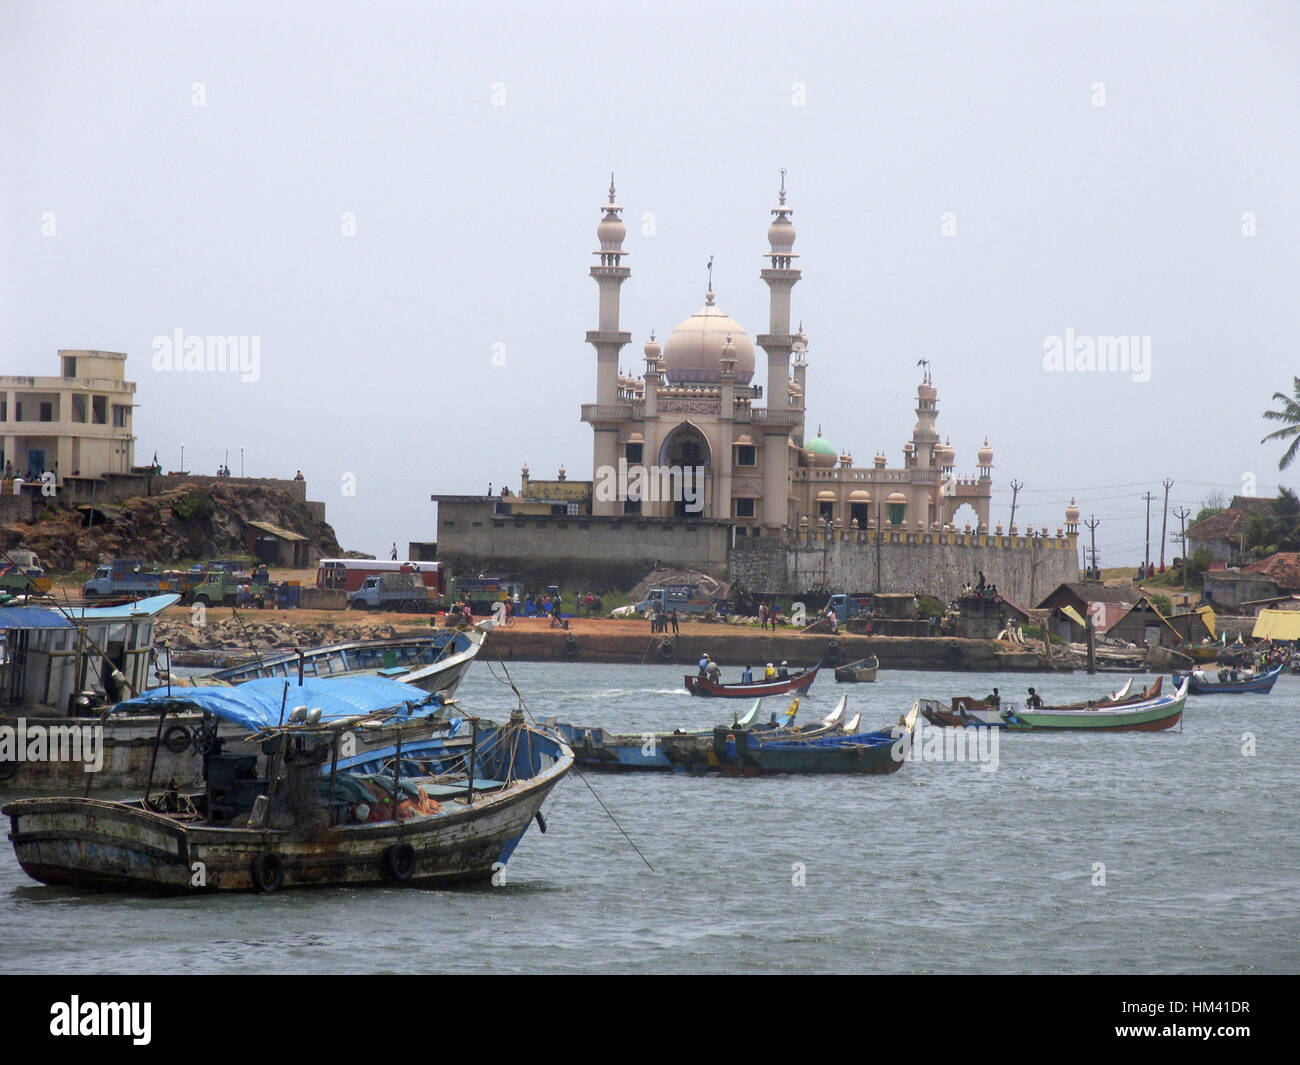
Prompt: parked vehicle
<box><xmin>316</xmin><ymin>558</ymin><xmax>445</xmax><ymax>594</ymax></box>
<box><xmin>82</xmin><ymin>559</ymin><xmax>180</xmax><ymax>598</ymax></box>
<box><xmin>636</xmin><ymin>584</ymin><xmax>721</xmax><ymax>617</ymax></box>
<box><xmin>348</xmin><ymin>572</ymin><xmax>437</xmax><ymax>612</ymax></box>
<box><xmin>825</xmin><ymin>593</ymin><xmax>875</xmax><ymax>623</ymax></box>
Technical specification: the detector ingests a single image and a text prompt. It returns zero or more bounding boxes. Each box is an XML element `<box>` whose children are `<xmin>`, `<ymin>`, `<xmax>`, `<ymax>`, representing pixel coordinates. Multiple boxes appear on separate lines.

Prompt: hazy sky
<box><xmin>4</xmin><ymin>0</ymin><xmax>1297</xmax><ymax>567</ymax></box>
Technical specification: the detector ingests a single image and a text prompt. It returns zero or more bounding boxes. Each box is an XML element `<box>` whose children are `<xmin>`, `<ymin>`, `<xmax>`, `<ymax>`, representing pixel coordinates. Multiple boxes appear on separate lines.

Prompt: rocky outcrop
<box><xmin>1</xmin><ymin>482</ymin><xmax>342</xmax><ymax>571</ymax></box>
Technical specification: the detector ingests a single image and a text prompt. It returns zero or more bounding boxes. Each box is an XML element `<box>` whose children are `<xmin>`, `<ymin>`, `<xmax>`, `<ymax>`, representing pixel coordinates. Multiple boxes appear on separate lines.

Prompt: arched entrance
<box><xmin>658</xmin><ymin>422</ymin><xmax>712</xmax><ymax>517</ymax></box>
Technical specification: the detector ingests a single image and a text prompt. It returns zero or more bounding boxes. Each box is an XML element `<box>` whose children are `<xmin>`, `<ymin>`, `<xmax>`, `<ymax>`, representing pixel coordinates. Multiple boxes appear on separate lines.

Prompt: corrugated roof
<box><xmin>247</xmin><ymin>520</ymin><xmax>307</xmax><ymax>542</ymax></box>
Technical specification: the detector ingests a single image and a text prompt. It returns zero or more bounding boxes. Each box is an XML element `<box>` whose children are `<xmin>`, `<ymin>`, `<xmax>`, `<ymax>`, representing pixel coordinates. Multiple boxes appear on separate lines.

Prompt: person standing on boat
<box><xmin>706</xmin><ymin>659</ymin><xmax>722</xmax><ymax>683</ymax></box>
<box><xmin>764</xmin><ymin>662</ymin><xmax>776</xmax><ymax>680</ymax></box>
<box><xmin>777</xmin><ymin>661</ymin><xmax>790</xmax><ymax>679</ymax></box>
<box><xmin>1025</xmin><ymin>688</ymin><xmax>1043</xmax><ymax>708</ymax></box>
<box><xmin>984</xmin><ymin>687</ymin><xmax>1001</xmax><ymax>707</ymax></box>
<box><xmin>699</xmin><ymin>652</ymin><xmax>710</xmax><ymax>676</ymax></box>
<box><xmin>741</xmin><ymin>664</ymin><xmax>753</xmax><ymax>683</ymax></box>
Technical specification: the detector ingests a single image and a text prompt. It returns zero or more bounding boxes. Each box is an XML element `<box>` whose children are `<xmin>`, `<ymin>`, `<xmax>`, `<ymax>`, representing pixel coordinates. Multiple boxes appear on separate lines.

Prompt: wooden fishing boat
<box><xmin>208</xmin><ymin>623</ymin><xmax>489</xmax><ymax>698</ymax></box>
<box><xmin>715</xmin><ymin>700</ymin><xmax>918</xmax><ymax>776</ymax></box>
<box><xmin>547</xmin><ymin>695</ymin><xmax>852</xmax><ymax>773</ymax></box>
<box><xmin>1174</xmin><ymin>663</ymin><xmax>1283</xmax><ymax>695</ymax></box>
<box><xmin>684</xmin><ymin>664</ymin><xmax>819</xmax><ymax>698</ymax></box>
<box><xmin>3</xmin><ymin>677</ymin><xmax>572</xmax><ymax>894</ymax></box>
<box><xmin>834</xmin><ymin>655</ymin><xmax>879</xmax><ymax>683</ymax></box>
<box><xmin>999</xmin><ymin>679</ymin><xmax>1188</xmax><ymax>731</ymax></box>
<box><xmin>926</xmin><ymin>677</ymin><xmax>1157</xmax><ymax>728</ymax></box>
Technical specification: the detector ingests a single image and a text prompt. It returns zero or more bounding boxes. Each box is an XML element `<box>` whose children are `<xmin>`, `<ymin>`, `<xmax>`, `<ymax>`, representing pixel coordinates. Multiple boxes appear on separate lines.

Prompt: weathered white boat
<box><xmin>3</xmin><ymin>676</ymin><xmax>572</xmax><ymax>893</ymax></box>
<box><xmin>0</xmin><ymin>594</ymin><xmax>211</xmax><ymax>791</ymax></box>
<box><xmin>207</xmin><ymin>622</ymin><xmax>490</xmax><ymax>698</ymax></box>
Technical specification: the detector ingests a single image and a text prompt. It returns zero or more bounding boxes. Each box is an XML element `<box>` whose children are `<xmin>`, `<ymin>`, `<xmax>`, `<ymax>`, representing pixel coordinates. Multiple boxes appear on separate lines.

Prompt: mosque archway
<box><xmin>658</xmin><ymin>422</ymin><xmax>712</xmax><ymax>517</ymax></box>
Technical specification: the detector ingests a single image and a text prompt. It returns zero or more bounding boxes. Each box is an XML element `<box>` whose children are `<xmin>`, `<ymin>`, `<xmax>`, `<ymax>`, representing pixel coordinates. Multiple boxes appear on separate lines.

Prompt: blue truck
<box><xmin>82</xmin><ymin>560</ymin><xmax>180</xmax><ymax>598</ymax></box>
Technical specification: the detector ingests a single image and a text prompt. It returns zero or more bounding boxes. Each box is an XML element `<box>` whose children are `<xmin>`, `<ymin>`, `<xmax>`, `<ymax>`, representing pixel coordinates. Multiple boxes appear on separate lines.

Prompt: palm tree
<box><xmin>1262</xmin><ymin>378</ymin><xmax>1300</xmax><ymax>470</ymax></box>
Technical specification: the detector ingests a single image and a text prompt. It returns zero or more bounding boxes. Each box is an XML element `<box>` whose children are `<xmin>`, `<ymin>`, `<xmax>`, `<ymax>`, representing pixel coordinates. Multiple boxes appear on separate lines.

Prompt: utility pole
<box><xmin>1160</xmin><ymin>478</ymin><xmax>1173</xmax><ymax>571</ymax></box>
<box><xmin>1173</xmin><ymin>506</ymin><xmax>1192</xmax><ymax>590</ymax></box>
<box><xmin>1142</xmin><ymin>491</ymin><xmax>1156</xmax><ymax>577</ymax></box>
<box><xmin>1084</xmin><ymin>516</ymin><xmax>1101</xmax><ymax>579</ymax></box>
<box><xmin>1008</xmin><ymin>480</ymin><xmax>1023</xmax><ymax>531</ymax></box>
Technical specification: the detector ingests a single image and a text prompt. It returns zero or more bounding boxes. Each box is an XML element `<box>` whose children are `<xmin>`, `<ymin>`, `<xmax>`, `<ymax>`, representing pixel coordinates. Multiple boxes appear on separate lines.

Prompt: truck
<box><xmin>347</xmin><ymin>572</ymin><xmax>437</xmax><ymax>612</ymax></box>
<box><xmin>825</xmin><ymin>594</ymin><xmax>876</xmax><ymax>623</ymax></box>
<box><xmin>82</xmin><ymin>559</ymin><xmax>180</xmax><ymax>598</ymax></box>
<box><xmin>0</xmin><ymin>548</ymin><xmax>51</xmax><ymax>597</ymax></box>
<box><xmin>317</xmin><ymin>558</ymin><xmax>445</xmax><ymax>594</ymax></box>
<box><xmin>187</xmin><ymin>568</ymin><xmax>272</xmax><ymax>607</ymax></box>
<box><xmin>450</xmin><ymin>576</ymin><xmax>523</xmax><ymax>616</ymax></box>
<box><xmin>635</xmin><ymin>584</ymin><xmax>722</xmax><ymax>617</ymax></box>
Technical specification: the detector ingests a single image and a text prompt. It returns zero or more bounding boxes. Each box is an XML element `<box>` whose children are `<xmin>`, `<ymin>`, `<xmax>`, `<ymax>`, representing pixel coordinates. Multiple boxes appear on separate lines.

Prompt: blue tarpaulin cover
<box><xmin>112</xmin><ymin>676</ymin><xmax>440</xmax><ymax>732</ymax></box>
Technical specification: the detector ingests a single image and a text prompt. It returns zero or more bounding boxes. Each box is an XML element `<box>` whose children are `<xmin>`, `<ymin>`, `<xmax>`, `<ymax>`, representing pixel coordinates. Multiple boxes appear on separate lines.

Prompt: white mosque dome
<box><xmin>661</xmin><ymin>294</ymin><xmax>756</xmax><ymax>385</ymax></box>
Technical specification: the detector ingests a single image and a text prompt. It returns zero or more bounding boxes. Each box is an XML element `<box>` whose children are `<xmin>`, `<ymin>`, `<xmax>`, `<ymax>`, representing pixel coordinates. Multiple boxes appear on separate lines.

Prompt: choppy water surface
<box><xmin>2</xmin><ymin>661</ymin><xmax>1297</xmax><ymax>973</ymax></box>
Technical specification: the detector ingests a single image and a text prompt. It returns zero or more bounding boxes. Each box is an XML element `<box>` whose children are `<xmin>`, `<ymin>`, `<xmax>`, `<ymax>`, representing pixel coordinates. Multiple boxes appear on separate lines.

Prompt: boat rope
<box><xmin>228</xmin><ymin>606</ymin><xmax>270</xmax><ymax>673</ymax></box>
<box><xmin>481</xmin><ymin>647</ymin><xmax>656</xmax><ymax>873</ymax></box>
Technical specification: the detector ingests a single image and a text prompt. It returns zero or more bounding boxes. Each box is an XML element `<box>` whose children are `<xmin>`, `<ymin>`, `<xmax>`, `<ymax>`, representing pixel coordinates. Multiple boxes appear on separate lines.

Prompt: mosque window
<box><xmin>625</xmin><ymin>443</ymin><xmax>643</xmax><ymax>463</ymax></box>
<box><xmin>735</xmin><ymin>445</ymin><xmax>756</xmax><ymax>466</ymax></box>
<box><xmin>888</xmin><ymin>503</ymin><xmax>906</xmax><ymax>526</ymax></box>
<box><xmin>818</xmin><ymin>500</ymin><xmax>834</xmax><ymax>521</ymax></box>
<box><xmin>734</xmin><ymin>498</ymin><xmax>755</xmax><ymax>518</ymax></box>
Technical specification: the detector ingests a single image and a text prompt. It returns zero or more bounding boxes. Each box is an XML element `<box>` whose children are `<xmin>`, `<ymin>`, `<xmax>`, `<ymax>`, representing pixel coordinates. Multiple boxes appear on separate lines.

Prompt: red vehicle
<box><xmin>316</xmin><ymin>558</ymin><xmax>445</xmax><ymax>594</ymax></box>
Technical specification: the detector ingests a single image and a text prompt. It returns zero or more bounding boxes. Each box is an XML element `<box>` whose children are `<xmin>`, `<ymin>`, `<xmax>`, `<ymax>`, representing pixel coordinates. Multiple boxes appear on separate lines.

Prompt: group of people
<box><xmin>962</xmin><ymin>571</ymin><xmax>1000</xmax><ymax>600</ymax></box>
<box><xmin>982</xmin><ymin>686</ymin><xmax>1044</xmax><ymax>709</ymax></box>
<box><xmin>698</xmin><ymin>656</ymin><xmax>794</xmax><ymax>685</ymax></box>
<box><xmin>650</xmin><ymin>609</ymin><xmax>679</xmax><ymax>634</ymax></box>
<box><xmin>757</xmin><ymin>603</ymin><xmax>784</xmax><ymax>629</ymax></box>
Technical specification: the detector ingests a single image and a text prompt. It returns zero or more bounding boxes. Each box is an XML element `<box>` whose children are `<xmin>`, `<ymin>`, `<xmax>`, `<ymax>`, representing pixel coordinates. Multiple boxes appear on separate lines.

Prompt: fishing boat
<box><xmin>927</xmin><ymin>677</ymin><xmax>1156</xmax><ymax>728</ymax></box>
<box><xmin>1173</xmin><ymin>663</ymin><xmax>1283</xmax><ymax>695</ymax></box>
<box><xmin>684</xmin><ymin>664</ymin><xmax>819</xmax><ymax>698</ymax></box>
<box><xmin>715</xmin><ymin>700</ymin><xmax>918</xmax><ymax>776</ymax></box>
<box><xmin>207</xmin><ymin>623</ymin><xmax>490</xmax><ymax>698</ymax></box>
<box><xmin>546</xmin><ymin>694</ymin><xmax>854</xmax><ymax>773</ymax></box>
<box><xmin>834</xmin><ymin>655</ymin><xmax>879</xmax><ymax>683</ymax></box>
<box><xmin>999</xmin><ymin>679</ymin><xmax>1188</xmax><ymax>731</ymax></box>
<box><xmin>3</xmin><ymin>676</ymin><xmax>572</xmax><ymax>893</ymax></box>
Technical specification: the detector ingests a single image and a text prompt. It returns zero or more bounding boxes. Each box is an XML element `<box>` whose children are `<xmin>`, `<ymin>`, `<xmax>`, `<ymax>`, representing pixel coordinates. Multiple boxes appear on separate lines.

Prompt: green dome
<box><xmin>806</xmin><ymin>434</ymin><xmax>836</xmax><ymax>457</ymax></box>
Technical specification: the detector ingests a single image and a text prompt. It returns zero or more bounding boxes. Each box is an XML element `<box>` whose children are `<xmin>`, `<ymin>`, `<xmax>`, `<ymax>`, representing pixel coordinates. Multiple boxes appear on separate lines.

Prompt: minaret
<box><xmin>717</xmin><ymin>334</ymin><xmax>737</xmax><ymax>520</ymax></box>
<box><xmin>642</xmin><ymin>332</ymin><xmax>662</xmax><ymax>516</ymax></box>
<box><xmin>584</xmin><ymin>175</ymin><xmax>632</xmax><ymax>516</ymax></box>
<box><xmin>757</xmin><ymin>171</ymin><xmax>802</xmax><ymax>529</ymax></box>
<box><xmin>791</xmin><ymin>322</ymin><xmax>808</xmax><ymax>447</ymax></box>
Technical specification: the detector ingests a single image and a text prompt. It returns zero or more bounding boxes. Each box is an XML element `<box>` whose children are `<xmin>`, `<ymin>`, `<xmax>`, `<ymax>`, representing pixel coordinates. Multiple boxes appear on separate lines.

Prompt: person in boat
<box><xmin>777</xmin><ymin>661</ymin><xmax>790</xmax><ymax>679</ymax></box>
<box><xmin>699</xmin><ymin>653</ymin><xmax>710</xmax><ymax>677</ymax></box>
<box><xmin>1025</xmin><ymin>687</ymin><xmax>1044</xmax><ymax>709</ymax></box>
<box><xmin>764</xmin><ymin>662</ymin><xmax>776</xmax><ymax>680</ymax></box>
<box><xmin>706</xmin><ymin>659</ymin><xmax>722</xmax><ymax>683</ymax></box>
<box><xmin>741</xmin><ymin>664</ymin><xmax>753</xmax><ymax>683</ymax></box>
<box><xmin>984</xmin><ymin>687</ymin><xmax>1001</xmax><ymax>707</ymax></box>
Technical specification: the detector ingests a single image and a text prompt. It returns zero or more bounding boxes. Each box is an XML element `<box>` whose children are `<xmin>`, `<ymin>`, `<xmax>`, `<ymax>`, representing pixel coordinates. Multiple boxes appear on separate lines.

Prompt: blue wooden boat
<box><xmin>547</xmin><ymin>695</ymin><xmax>853</xmax><ymax>773</ymax></box>
<box><xmin>3</xmin><ymin>676</ymin><xmax>572</xmax><ymax>893</ymax></box>
<box><xmin>715</xmin><ymin>701</ymin><xmax>918</xmax><ymax>776</ymax></box>
<box><xmin>1174</xmin><ymin>663</ymin><xmax>1282</xmax><ymax>695</ymax></box>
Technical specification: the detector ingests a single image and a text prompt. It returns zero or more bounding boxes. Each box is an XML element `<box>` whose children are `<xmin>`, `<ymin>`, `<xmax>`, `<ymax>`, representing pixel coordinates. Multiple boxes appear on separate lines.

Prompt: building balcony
<box><xmin>581</xmin><ymin>403</ymin><xmax>636</xmax><ymax>425</ymax></box>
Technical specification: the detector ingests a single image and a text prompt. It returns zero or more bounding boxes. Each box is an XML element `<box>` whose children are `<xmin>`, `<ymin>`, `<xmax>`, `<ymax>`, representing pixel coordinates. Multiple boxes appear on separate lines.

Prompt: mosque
<box><xmin>580</xmin><ymin>175</ymin><xmax>995</xmax><ymax>536</ymax></box>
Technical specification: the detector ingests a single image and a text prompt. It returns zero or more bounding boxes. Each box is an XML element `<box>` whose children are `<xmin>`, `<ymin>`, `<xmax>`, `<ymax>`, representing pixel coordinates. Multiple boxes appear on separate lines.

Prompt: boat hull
<box><xmin>4</xmin><ymin>744</ymin><xmax>570</xmax><ymax>893</ymax></box>
<box><xmin>1002</xmin><ymin>694</ymin><xmax>1186</xmax><ymax>731</ymax></box>
<box><xmin>684</xmin><ymin>667</ymin><xmax>819</xmax><ymax>698</ymax></box>
<box><xmin>714</xmin><ymin>728</ymin><xmax>904</xmax><ymax>776</ymax></box>
<box><xmin>1174</xmin><ymin>665</ymin><xmax>1282</xmax><ymax>695</ymax></box>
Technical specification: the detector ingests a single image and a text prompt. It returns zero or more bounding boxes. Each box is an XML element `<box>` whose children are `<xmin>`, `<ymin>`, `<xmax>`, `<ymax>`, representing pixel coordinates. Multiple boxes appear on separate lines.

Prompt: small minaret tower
<box><xmin>584</xmin><ymin>175</ymin><xmax>632</xmax><ymax>516</ymax></box>
<box><xmin>757</xmin><ymin>171</ymin><xmax>802</xmax><ymax>529</ymax></box>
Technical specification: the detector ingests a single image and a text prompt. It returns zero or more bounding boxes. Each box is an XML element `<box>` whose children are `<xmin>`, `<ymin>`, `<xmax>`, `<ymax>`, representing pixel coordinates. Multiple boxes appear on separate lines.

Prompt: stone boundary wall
<box><xmin>732</xmin><ymin>529</ymin><xmax>1081</xmax><ymax>605</ymax></box>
